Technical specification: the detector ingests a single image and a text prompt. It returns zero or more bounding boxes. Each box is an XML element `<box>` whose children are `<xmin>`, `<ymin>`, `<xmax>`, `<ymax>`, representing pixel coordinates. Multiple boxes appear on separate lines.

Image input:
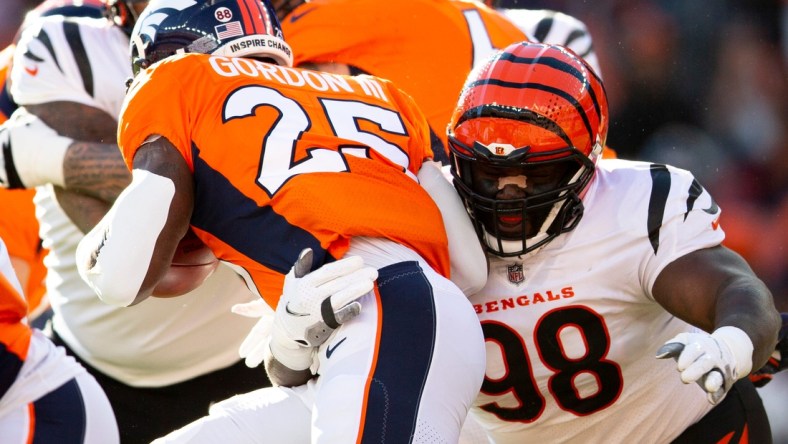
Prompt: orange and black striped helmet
<box><xmin>448</xmin><ymin>42</ymin><xmax>608</xmax><ymax>257</ymax></box>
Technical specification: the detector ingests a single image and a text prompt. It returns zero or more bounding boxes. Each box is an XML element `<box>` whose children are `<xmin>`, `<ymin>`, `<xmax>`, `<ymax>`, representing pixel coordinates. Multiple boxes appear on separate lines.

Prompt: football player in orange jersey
<box><xmin>77</xmin><ymin>0</ymin><xmax>487</xmax><ymax>442</ymax></box>
<box><xmin>0</xmin><ymin>235</ymin><xmax>119</xmax><ymax>444</ymax></box>
<box><xmin>278</xmin><ymin>0</ymin><xmax>525</xmax><ymax>161</ymax></box>
<box><xmin>449</xmin><ymin>42</ymin><xmax>779</xmax><ymax>443</ymax></box>
<box><xmin>276</xmin><ymin>0</ymin><xmax>617</xmax><ymax>161</ymax></box>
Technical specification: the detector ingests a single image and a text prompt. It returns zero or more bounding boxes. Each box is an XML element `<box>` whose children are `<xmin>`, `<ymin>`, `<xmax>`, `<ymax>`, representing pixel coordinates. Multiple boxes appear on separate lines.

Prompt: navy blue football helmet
<box><xmin>129</xmin><ymin>0</ymin><xmax>292</xmax><ymax>76</ymax></box>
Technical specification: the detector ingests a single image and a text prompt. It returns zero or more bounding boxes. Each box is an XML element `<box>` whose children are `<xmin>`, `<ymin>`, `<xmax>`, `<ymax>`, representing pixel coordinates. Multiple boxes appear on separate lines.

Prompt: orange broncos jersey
<box><xmin>0</xmin><ymin>190</ymin><xmax>47</xmax><ymax>314</ymax></box>
<box><xmin>1</xmin><ymin>43</ymin><xmax>46</xmax><ymax>309</ymax></box>
<box><xmin>281</xmin><ymin>0</ymin><xmax>527</xmax><ymax>149</ymax></box>
<box><xmin>119</xmin><ymin>54</ymin><xmax>449</xmax><ymax>306</ymax></box>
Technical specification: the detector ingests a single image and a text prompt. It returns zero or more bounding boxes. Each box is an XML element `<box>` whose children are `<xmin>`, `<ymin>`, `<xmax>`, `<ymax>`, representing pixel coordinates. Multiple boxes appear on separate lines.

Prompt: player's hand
<box><xmin>269</xmin><ymin>248</ymin><xmax>378</xmax><ymax>370</ymax></box>
<box><xmin>232</xmin><ymin>299</ymin><xmax>275</xmax><ymax>368</ymax></box>
<box><xmin>749</xmin><ymin>313</ymin><xmax>788</xmax><ymax>387</ymax></box>
<box><xmin>656</xmin><ymin>327</ymin><xmax>753</xmax><ymax>405</ymax></box>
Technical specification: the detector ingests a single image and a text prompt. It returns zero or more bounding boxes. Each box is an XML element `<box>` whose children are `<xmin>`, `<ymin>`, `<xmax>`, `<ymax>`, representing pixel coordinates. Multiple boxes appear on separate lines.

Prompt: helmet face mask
<box><xmin>129</xmin><ymin>0</ymin><xmax>292</xmax><ymax>77</ymax></box>
<box><xmin>448</xmin><ymin>42</ymin><xmax>608</xmax><ymax>257</ymax></box>
<box><xmin>450</xmin><ymin>136</ymin><xmax>594</xmax><ymax>257</ymax></box>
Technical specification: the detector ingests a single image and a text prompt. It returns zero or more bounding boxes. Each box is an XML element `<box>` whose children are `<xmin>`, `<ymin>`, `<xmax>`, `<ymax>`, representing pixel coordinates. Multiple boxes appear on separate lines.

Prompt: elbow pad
<box><xmin>418</xmin><ymin>160</ymin><xmax>487</xmax><ymax>295</ymax></box>
<box><xmin>76</xmin><ymin>169</ymin><xmax>175</xmax><ymax>307</ymax></box>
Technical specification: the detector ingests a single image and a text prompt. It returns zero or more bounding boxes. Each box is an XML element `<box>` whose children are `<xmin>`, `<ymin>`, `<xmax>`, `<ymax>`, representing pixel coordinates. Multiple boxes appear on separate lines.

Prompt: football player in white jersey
<box><xmin>450</xmin><ymin>42</ymin><xmax>781</xmax><ymax>443</ymax></box>
<box><xmin>0</xmin><ymin>235</ymin><xmax>119</xmax><ymax>443</ymax></box>
<box><xmin>488</xmin><ymin>6</ymin><xmax>602</xmax><ymax>79</ymax></box>
<box><xmin>0</xmin><ymin>1</ymin><xmax>272</xmax><ymax>442</ymax></box>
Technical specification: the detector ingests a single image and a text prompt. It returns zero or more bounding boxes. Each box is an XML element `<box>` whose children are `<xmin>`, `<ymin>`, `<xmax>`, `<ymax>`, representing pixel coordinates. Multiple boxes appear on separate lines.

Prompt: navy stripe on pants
<box><xmin>361</xmin><ymin>261</ymin><xmax>437</xmax><ymax>443</ymax></box>
<box><xmin>32</xmin><ymin>378</ymin><xmax>87</xmax><ymax>444</ymax></box>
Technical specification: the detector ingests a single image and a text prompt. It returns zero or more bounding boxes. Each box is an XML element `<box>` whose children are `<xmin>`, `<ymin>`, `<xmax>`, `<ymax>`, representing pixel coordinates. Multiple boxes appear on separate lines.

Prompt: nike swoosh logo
<box><xmin>702</xmin><ymin>198</ymin><xmax>719</xmax><ymax>215</ymax></box>
<box><xmin>285</xmin><ymin>302</ymin><xmax>309</xmax><ymax>317</ymax></box>
<box><xmin>326</xmin><ymin>337</ymin><xmax>347</xmax><ymax>359</ymax></box>
<box><xmin>289</xmin><ymin>7</ymin><xmax>317</xmax><ymax>23</ymax></box>
<box><xmin>24</xmin><ymin>65</ymin><xmax>39</xmax><ymax>76</ymax></box>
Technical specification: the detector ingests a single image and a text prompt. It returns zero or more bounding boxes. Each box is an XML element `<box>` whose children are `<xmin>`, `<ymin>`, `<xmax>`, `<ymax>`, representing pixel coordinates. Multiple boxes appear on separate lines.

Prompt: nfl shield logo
<box><xmin>507</xmin><ymin>263</ymin><xmax>524</xmax><ymax>284</ymax></box>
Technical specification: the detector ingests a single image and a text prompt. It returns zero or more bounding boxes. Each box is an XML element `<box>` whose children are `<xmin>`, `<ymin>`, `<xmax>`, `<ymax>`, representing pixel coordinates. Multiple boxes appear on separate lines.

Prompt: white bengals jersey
<box><xmin>9</xmin><ymin>16</ymin><xmax>259</xmax><ymax>386</ymax></box>
<box><xmin>468</xmin><ymin>159</ymin><xmax>724</xmax><ymax>443</ymax></box>
<box><xmin>497</xmin><ymin>8</ymin><xmax>602</xmax><ymax>79</ymax></box>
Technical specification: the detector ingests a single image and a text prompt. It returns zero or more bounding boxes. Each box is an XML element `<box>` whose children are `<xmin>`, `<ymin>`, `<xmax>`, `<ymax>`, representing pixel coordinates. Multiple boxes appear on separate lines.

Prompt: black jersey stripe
<box><xmin>532</xmin><ymin>15</ymin><xmax>555</xmax><ymax>42</ymax></box>
<box><xmin>26</xmin><ymin>28</ymin><xmax>61</xmax><ymax>73</ymax></box>
<box><xmin>648</xmin><ymin>164</ymin><xmax>671</xmax><ymax>254</ymax></box>
<box><xmin>575</xmin><ymin>42</ymin><xmax>594</xmax><ymax>60</ymax></box>
<box><xmin>1</xmin><ymin>134</ymin><xmax>24</xmax><ymax>188</ymax></box>
<box><xmin>63</xmin><ymin>21</ymin><xmax>94</xmax><ymax>98</ymax></box>
<box><xmin>492</xmin><ymin>50</ymin><xmax>587</xmax><ymax>85</ymax></box>
<box><xmin>564</xmin><ymin>29</ymin><xmax>585</xmax><ymax>47</ymax></box>
<box><xmin>686</xmin><ymin>178</ymin><xmax>719</xmax><ymax>220</ymax></box>
<box><xmin>428</xmin><ymin>125</ymin><xmax>450</xmax><ymax>165</ymax></box>
<box><xmin>685</xmin><ymin>178</ymin><xmax>703</xmax><ymax>220</ymax></box>
<box><xmin>0</xmin><ymin>81</ymin><xmax>17</xmax><ymax>120</ymax></box>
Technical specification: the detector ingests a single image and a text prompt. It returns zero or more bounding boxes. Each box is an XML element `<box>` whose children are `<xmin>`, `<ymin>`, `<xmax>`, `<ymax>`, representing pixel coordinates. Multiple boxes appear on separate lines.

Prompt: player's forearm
<box><xmin>713</xmin><ymin>277</ymin><xmax>781</xmax><ymax>369</ymax></box>
<box><xmin>53</xmin><ymin>186</ymin><xmax>112</xmax><ymax>233</ymax></box>
<box><xmin>264</xmin><ymin>355</ymin><xmax>314</xmax><ymax>387</ymax></box>
<box><xmin>62</xmin><ymin>141</ymin><xmax>131</xmax><ymax>203</ymax></box>
<box><xmin>26</xmin><ymin>102</ymin><xmax>131</xmax><ymax>202</ymax></box>
<box><xmin>26</xmin><ymin>102</ymin><xmax>117</xmax><ymax>142</ymax></box>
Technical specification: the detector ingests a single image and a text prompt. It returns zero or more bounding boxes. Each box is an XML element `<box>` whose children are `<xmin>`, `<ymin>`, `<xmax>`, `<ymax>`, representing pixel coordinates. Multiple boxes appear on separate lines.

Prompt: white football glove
<box><xmin>656</xmin><ymin>326</ymin><xmax>753</xmax><ymax>405</ymax></box>
<box><xmin>268</xmin><ymin>248</ymin><xmax>378</xmax><ymax>370</ymax></box>
<box><xmin>232</xmin><ymin>298</ymin><xmax>275</xmax><ymax>368</ymax></box>
<box><xmin>0</xmin><ymin>109</ymin><xmax>71</xmax><ymax>189</ymax></box>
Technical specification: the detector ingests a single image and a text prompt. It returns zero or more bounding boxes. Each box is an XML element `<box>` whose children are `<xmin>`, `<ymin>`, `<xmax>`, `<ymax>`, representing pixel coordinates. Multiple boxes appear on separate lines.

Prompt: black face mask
<box><xmin>448</xmin><ymin>137</ymin><xmax>595</xmax><ymax>257</ymax></box>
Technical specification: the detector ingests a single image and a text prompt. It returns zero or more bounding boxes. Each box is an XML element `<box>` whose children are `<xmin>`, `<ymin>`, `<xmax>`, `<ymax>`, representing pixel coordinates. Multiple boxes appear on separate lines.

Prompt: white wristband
<box><xmin>712</xmin><ymin>326</ymin><xmax>754</xmax><ymax>378</ymax></box>
<box><xmin>7</xmin><ymin>110</ymin><xmax>71</xmax><ymax>188</ymax></box>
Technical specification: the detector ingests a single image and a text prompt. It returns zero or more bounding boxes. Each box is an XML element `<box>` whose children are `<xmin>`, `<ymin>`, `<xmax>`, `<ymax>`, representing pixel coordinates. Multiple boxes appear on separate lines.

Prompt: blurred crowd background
<box><xmin>2</xmin><ymin>0</ymin><xmax>786</xmax><ymax>441</ymax></box>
